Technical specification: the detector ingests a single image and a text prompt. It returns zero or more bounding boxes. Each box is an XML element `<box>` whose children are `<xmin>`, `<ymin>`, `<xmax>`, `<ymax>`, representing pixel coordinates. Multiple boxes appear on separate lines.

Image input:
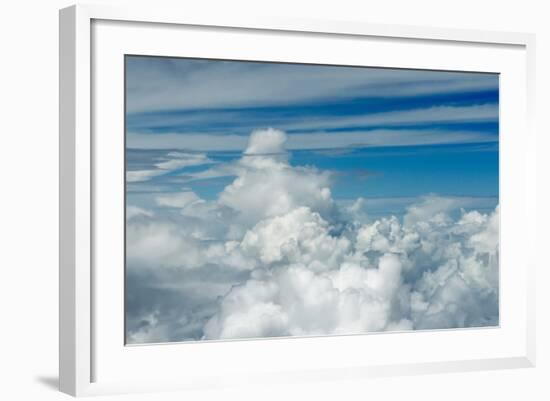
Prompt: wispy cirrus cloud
<box><xmin>278</xmin><ymin>103</ymin><xmax>498</xmax><ymax>132</ymax></box>
<box><xmin>127</xmin><ymin>127</ymin><xmax>496</xmax><ymax>151</ymax></box>
<box><xmin>127</xmin><ymin>102</ymin><xmax>498</xmax><ymax>137</ymax></box>
<box><xmin>126</xmin><ymin>56</ymin><xmax>498</xmax><ymax>114</ymax></box>
<box><xmin>126</xmin><ymin>56</ymin><xmax>498</xmax><ymax>155</ymax></box>
<box><xmin>127</xmin><ymin>151</ymin><xmax>216</xmax><ymax>183</ymax></box>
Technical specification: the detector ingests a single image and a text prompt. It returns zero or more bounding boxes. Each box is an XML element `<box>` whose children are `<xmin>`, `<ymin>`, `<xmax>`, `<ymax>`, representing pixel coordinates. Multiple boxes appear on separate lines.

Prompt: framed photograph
<box><xmin>59</xmin><ymin>4</ymin><xmax>536</xmax><ymax>396</ymax></box>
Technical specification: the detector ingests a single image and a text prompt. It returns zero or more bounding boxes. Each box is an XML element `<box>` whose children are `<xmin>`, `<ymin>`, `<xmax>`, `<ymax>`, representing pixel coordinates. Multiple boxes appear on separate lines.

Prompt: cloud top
<box><xmin>245</xmin><ymin>128</ymin><xmax>287</xmax><ymax>155</ymax></box>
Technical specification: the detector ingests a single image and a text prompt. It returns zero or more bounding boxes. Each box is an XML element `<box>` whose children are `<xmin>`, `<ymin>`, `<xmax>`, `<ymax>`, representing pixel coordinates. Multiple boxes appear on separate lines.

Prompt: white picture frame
<box><xmin>59</xmin><ymin>4</ymin><xmax>536</xmax><ymax>397</ymax></box>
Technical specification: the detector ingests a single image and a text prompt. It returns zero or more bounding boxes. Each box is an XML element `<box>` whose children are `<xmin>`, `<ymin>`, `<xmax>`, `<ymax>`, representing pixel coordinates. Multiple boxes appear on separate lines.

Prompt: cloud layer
<box><xmin>125</xmin><ymin>56</ymin><xmax>498</xmax><ymax>156</ymax></box>
<box><xmin>126</xmin><ymin>58</ymin><xmax>498</xmax><ymax>114</ymax></box>
<box><xmin>126</xmin><ymin>129</ymin><xmax>499</xmax><ymax>343</ymax></box>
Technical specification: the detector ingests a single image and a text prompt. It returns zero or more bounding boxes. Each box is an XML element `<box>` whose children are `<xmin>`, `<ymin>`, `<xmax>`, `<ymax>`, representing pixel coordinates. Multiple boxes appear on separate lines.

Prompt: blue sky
<box><xmin>125</xmin><ymin>55</ymin><xmax>498</xmax><ymax>217</ymax></box>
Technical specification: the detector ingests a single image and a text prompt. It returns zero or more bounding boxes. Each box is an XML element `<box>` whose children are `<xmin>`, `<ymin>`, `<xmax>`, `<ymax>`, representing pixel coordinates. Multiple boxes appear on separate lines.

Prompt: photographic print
<box><xmin>125</xmin><ymin>56</ymin><xmax>499</xmax><ymax>344</ymax></box>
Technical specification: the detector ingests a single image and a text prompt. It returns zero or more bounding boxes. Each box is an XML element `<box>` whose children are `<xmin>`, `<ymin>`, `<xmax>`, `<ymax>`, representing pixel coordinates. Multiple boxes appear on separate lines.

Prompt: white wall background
<box><xmin>0</xmin><ymin>0</ymin><xmax>547</xmax><ymax>399</ymax></box>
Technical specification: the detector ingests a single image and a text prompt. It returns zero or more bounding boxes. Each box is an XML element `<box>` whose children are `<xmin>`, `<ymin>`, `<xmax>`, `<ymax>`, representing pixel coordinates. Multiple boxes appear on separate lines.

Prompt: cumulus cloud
<box><xmin>126</xmin><ymin>129</ymin><xmax>499</xmax><ymax>343</ymax></box>
<box><xmin>218</xmin><ymin>129</ymin><xmax>336</xmax><ymax>226</ymax></box>
<box><xmin>202</xmin><ymin>200</ymin><xmax>498</xmax><ymax>340</ymax></box>
<box><xmin>202</xmin><ymin>253</ymin><xmax>411</xmax><ymax>340</ymax></box>
<box><xmin>244</xmin><ymin>128</ymin><xmax>288</xmax><ymax>156</ymax></box>
<box><xmin>239</xmin><ymin>207</ymin><xmax>350</xmax><ymax>270</ymax></box>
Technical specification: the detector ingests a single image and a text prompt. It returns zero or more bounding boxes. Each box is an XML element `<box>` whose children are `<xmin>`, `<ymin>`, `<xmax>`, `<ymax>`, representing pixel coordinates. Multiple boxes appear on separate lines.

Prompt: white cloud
<box><xmin>127</xmin><ymin>103</ymin><xmax>497</xmax><ymax>141</ymax></box>
<box><xmin>218</xmin><ymin>129</ymin><xmax>336</xmax><ymax>225</ymax></box>
<box><xmin>126</xmin><ymin>205</ymin><xmax>154</xmax><ymax>219</ymax></box>
<box><xmin>126</xmin><ymin>57</ymin><xmax>497</xmax><ymax>114</ymax></box>
<box><xmin>127</xmin><ymin>151</ymin><xmax>214</xmax><ymax>182</ymax></box>
<box><xmin>178</xmin><ymin>164</ymin><xmax>238</xmax><ymax>183</ymax></box>
<box><xmin>244</xmin><ymin>128</ymin><xmax>287</xmax><ymax>155</ymax></box>
<box><xmin>126</xmin><ymin>129</ymin><xmax>499</xmax><ymax>343</ymax></box>
<box><xmin>203</xmin><ymin>199</ymin><xmax>499</xmax><ymax>340</ymax></box>
<box><xmin>154</xmin><ymin>152</ymin><xmax>214</xmax><ymax>170</ymax></box>
<box><xmin>403</xmin><ymin>195</ymin><xmax>462</xmax><ymax>228</ymax></box>
<box><xmin>202</xmin><ymin>252</ymin><xmax>410</xmax><ymax>339</ymax></box>
<box><xmin>127</xmin><ymin>169</ymin><xmax>165</xmax><ymax>183</ymax></box>
<box><xmin>127</xmin><ymin>128</ymin><xmax>496</xmax><ymax>151</ymax></box>
<box><xmin>467</xmin><ymin>206</ymin><xmax>499</xmax><ymax>253</ymax></box>
<box><xmin>278</xmin><ymin>104</ymin><xmax>498</xmax><ymax>132</ymax></box>
<box><xmin>127</xmin><ymin>220</ymin><xmax>205</xmax><ymax>269</ymax></box>
<box><xmin>155</xmin><ymin>191</ymin><xmax>201</xmax><ymax>208</ymax></box>
<box><xmin>239</xmin><ymin>207</ymin><xmax>350</xmax><ymax>270</ymax></box>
